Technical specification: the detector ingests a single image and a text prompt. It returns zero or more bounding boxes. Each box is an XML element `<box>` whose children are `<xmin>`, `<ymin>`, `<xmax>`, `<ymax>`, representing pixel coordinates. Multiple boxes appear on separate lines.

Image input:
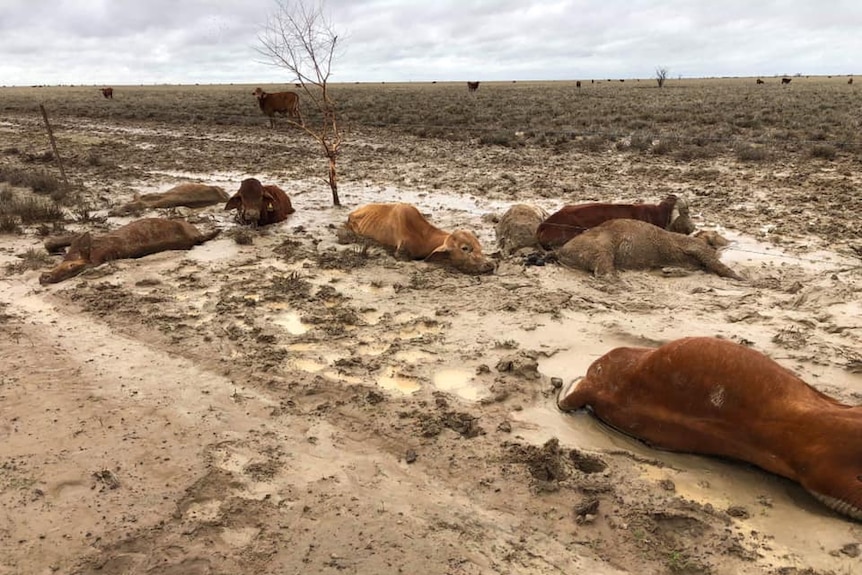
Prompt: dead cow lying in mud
<box><xmin>108</xmin><ymin>183</ymin><xmax>229</xmax><ymax>216</ymax></box>
<box><xmin>557</xmin><ymin>337</ymin><xmax>862</xmax><ymax>522</ymax></box>
<box><xmin>339</xmin><ymin>202</ymin><xmax>496</xmax><ymax>274</ymax></box>
<box><xmin>555</xmin><ymin>218</ymin><xmax>742</xmax><ymax>279</ymax></box>
<box><xmin>495</xmin><ymin>204</ymin><xmax>549</xmax><ymax>254</ymax></box>
<box><xmin>537</xmin><ymin>194</ymin><xmax>696</xmax><ymax>249</ymax></box>
<box><xmin>39</xmin><ymin>218</ymin><xmax>220</xmax><ymax>284</ymax></box>
<box><xmin>224</xmin><ymin>178</ymin><xmax>295</xmax><ymax>227</ymax></box>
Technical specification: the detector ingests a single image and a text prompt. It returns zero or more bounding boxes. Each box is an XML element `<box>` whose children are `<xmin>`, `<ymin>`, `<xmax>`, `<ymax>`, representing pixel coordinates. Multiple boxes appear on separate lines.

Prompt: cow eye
<box><xmin>461</xmin><ymin>245</ymin><xmax>471</xmax><ymax>253</ymax></box>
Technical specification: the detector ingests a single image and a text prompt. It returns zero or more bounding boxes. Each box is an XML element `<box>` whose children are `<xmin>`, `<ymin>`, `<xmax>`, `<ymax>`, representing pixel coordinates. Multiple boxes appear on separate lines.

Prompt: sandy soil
<box><xmin>1</xmin><ymin>114</ymin><xmax>861</xmax><ymax>575</ymax></box>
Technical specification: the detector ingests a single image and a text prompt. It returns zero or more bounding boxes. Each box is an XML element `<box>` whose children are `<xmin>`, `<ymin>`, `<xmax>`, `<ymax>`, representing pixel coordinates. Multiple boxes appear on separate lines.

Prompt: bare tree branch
<box><xmin>256</xmin><ymin>0</ymin><xmax>344</xmax><ymax>206</ymax></box>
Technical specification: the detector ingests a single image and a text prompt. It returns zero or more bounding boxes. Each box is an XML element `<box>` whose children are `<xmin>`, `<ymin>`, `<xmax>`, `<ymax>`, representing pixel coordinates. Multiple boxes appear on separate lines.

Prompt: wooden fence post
<box><xmin>38</xmin><ymin>104</ymin><xmax>72</xmax><ymax>196</ymax></box>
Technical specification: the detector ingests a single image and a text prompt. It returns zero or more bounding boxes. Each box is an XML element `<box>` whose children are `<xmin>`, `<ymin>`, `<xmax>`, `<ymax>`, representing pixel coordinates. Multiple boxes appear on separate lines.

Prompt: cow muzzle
<box><xmin>557</xmin><ymin>377</ymin><xmax>583</xmax><ymax>411</ymax></box>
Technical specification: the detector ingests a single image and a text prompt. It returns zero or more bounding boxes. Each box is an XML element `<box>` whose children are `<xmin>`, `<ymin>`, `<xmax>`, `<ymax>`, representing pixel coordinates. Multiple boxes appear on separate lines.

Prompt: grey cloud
<box><xmin>1</xmin><ymin>0</ymin><xmax>860</xmax><ymax>85</ymax></box>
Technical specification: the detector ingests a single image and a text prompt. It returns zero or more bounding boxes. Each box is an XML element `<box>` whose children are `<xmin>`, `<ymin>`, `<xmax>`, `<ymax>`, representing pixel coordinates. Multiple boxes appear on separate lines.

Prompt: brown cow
<box><xmin>557</xmin><ymin>337</ymin><xmax>862</xmax><ymax>521</ymax></box>
<box><xmin>576</xmin><ymin>80</ymin><xmax>581</xmax><ymax>89</ymax></box>
<box><xmin>39</xmin><ymin>218</ymin><xmax>220</xmax><ymax>284</ymax></box>
<box><xmin>536</xmin><ymin>194</ymin><xmax>695</xmax><ymax>249</ymax></box>
<box><xmin>224</xmin><ymin>178</ymin><xmax>294</xmax><ymax>227</ymax></box>
<box><xmin>849</xmin><ymin>77</ymin><xmax>854</xmax><ymax>85</ymax></box>
<box><xmin>108</xmin><ymin>183</ymin><xmax>229</xmax><ymax>216</ymax></box>
<box><xmin>756</xmin><ymin>78</ymin><xmax>765</xmax><ymax>84</ymax></box>
<box><xmin>252</xmin><ymin>87</ymin><xmax>301</xmax><ymax>128</ymax></box>
<box><xmin>495</xmin><ymin>204</ymin><xmax>549</xmax><ymax>255</ymax></box>
<box><xmin>781</xmin><ymin>77</ymin><xmax>792</xmax><ymax>85</ymax></box>
<box><xmin>100</xmin><ymin>87</ymin><xmax>113</xmax><ymax>99</ymax></box>
<box><xmin>555</xmin><ymin>218</ymin><xmax>743</xmax><ymax>279</ymax></box>
<box><xmin>339</xmin><ymin>203</ymin><xmax>495</xmax><ymax>274</ymax></box>
<box><xmin>467</xmin><ymin>81</ymin><xmax>480</xmax><ymax>93</ymax></box>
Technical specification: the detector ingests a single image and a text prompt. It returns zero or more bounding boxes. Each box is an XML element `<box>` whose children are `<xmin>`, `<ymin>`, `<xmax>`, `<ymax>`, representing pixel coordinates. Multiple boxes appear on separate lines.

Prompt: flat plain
<box><xmin>1</xmin><ymin>77</ymin><xmax>861</xmax><ymax>574</ymax></box>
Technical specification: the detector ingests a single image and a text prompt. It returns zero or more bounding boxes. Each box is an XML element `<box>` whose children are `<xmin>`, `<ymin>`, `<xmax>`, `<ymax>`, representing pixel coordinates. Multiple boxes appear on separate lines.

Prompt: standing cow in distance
<box><xmin>252</xmin><ymin>87</ymin><xmax>302</xmax><ymax>128</ymax></box>
<box><xmin>576</xmin><ymin>80</ymin><xmax>581</xmax><ymax>89</ymax></box>
<box><xmin>467</xmin><ymin>81</ymin><xmax>480</xmax><ymax>93</ymax></box>
<box><xmin>756</xmin><ymin>78</ymin><xmax>765</xmax><ymax>84</ymax></box>
<box><xmin>781</xmin><ymin>77</ymin><xmax>792</xmax><ymax>85</ymax></box>
<box><xmin>100</xmin><ymin>87</ymin><xmax>113</xmax><ymax>99</ymax></box>
<box><xmin>849</xmin><ymin>77</ymin><xmax>854</xmax><ymax>85</ymax></box>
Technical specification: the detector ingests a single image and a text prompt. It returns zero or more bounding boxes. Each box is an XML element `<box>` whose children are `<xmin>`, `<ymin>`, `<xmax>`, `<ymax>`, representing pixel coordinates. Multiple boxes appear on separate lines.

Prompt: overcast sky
<box><xmin>2</xmin><ymin>0</ymin><xmax>860</xmax><ymax>86</ymax></box>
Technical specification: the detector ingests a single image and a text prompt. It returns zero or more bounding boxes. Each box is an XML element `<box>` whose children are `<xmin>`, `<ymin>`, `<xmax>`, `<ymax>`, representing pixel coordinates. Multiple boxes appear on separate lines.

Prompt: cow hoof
<box><xmin>523</xmin><ymin>253</ymin><xmax>546</xmax><ymax>267</ymax></box>
<box><xmin>557</xmin><ymin>377</ymin><xmax>583</xmax><ymax>410</ymax></box>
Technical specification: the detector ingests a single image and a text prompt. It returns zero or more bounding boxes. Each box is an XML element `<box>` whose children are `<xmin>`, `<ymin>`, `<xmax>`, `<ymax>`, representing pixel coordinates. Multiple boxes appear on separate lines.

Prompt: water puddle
<box><xmin>291</xmin><ymin>358</ymin><xmax>327</xmax><ymax>373</ymax></box>
<box><xmin>273</xmin><ymin>311</ymin><xmax>309</xmax><ymax>335</ymax></box>
<box><xmin>397</xmin><ymin>321</ymin><xmax>441</xmax><ymax>339</ymax></box>
<box><xmin>376</xmin><ymin>367</ymin><xmax>421</xmax><ymax>395</ymax></box>
<box><xmin>393</xmin><ymin>349</ymin><xmax>434</xmax><ymax>363</ymax></box>
<box><xmin>513</xmin><ymin>404</ymin><xmax>861</xmax><ymax>573</ymax></box>
<box><xmin>712</xmin><ymin>228</ymin><xmax>857</xmax><ymax>272</ymax></box>
<box><xmin>432</xmin><ymin>368</ymin><xmax>487</xmax><ymax>402</ymax></box>
<box><xmin>185</xmin><ymin>238</ymin><xmax>241</xmax><ymax>263</ymax></box>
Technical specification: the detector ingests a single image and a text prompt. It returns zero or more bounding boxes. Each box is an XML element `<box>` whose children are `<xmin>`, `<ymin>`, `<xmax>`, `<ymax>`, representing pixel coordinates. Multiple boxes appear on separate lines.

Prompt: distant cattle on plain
<box><xmin>100</xmin><ymin>87</ymin><xmax>113</xmax><ymax>99</ymax></box>
<box><xmin>467</xmin><ymin>81</ymin><xmax>480</xmax><ymax>93</ymax></box>
<box><xmin>252</xmin><ymin>87</ymin><xmax>301</xmax><ymax>128</ymax></box>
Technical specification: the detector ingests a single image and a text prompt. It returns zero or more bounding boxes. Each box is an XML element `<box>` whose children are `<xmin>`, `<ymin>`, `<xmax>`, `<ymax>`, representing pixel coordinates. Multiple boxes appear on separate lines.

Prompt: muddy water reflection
<box><xmin>515</xmin><ymin>404</ymin><xmax>861</xmax><ymax>572</ymax></box>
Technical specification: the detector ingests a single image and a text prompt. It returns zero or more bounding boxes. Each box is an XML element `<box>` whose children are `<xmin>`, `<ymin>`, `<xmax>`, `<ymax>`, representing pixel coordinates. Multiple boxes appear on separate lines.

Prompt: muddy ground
<box><xmin>1</xmin><ymin>107</ymin><xmax>861</xmax><ymax>575</ymax></box>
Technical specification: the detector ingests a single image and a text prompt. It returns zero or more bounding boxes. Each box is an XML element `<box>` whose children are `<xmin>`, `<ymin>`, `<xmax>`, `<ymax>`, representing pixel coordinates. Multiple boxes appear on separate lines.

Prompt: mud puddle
<box><xmin>513</xmin><ymin>404</ymin><xmax>861</xmax><ymax>573</ymax></box>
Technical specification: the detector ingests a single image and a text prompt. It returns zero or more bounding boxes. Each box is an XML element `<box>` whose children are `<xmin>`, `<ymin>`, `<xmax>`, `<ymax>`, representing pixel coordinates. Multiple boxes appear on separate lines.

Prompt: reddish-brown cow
<box><xmin>39</xmin><ymin>218</ymin><xmax>220</xmax><ymax>284</ymax></box>
<box><xmin>100</xmin><ymin>87</ymin><xmax>113</xmax><ymax>99</ymax></box>
<box><xmin>224</xmin><ymin>178</ymin><xmax>294</xmax><ymax>227</ymax></box>
<box><xmin>108</xmin><ymin>183</ymin><xmax>229</xmax><ymax>216</ymax></box>
<box><xmin>467</xmin><ymin>81</ymin><xmax>480</xmax><ymax>93</ymax></box>
<box><xmin>340</xmin><ymin>203</ymin><xmax>495</xmax><ymax>274</ymax></box>
<box><xmin>536</xmin><ymin>194</ymin><xmax>695</xmax><ymax>249</ymax></box>
<box><xmin>557</xmin><ymin>337</ymin><xmax>862</xmax><ymax>521</ymax></box>
<box><xmin>252</xmin><ymin>87</ymin><xmax>301</xmax><ymax>128</ymax></box>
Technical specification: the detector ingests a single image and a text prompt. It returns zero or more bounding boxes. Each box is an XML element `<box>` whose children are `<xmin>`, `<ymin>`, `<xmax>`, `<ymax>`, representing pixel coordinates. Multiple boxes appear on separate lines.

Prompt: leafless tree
<box><xmin>257</xmin><ymin>0</ymin><xmax>344</xmax><ymax>206</ymax></box>
<box><xmin>655</xmin><ymin>67</ymin><xmax>669</xmax><ymax>88</ymax></box>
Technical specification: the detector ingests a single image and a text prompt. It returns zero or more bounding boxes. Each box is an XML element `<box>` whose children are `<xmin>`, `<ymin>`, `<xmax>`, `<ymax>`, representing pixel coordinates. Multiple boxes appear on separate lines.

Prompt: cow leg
<box><xmin>683</xmin><ymin>245</ymin><xmax>743</xmax><ymax>280</ymax></box>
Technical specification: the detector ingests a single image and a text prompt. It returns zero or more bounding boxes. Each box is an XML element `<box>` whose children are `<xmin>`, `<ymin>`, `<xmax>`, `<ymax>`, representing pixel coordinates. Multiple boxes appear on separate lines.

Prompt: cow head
<box><xmin>426</xmin><ymin>230</ymin><xmax>496</xmax><ymax>274</ymax></box>
<box><xmin>667</xmin><ymin>195</ymin><xmax>696</xmax><ymax>235</ymax></box>
<box><xmin>252</xmin><ymin>87</ymin><xmax>266</xmax><ymax>101</ymax></box>
<box><xmin>39</xmin><ymin>232</ymin><xmax>93</xmax><ymax>284</ymax></box>
<box><xmin>226</xmin><ymin>178</ymin><xmax>282</xmax><ymax>226</ymax></box>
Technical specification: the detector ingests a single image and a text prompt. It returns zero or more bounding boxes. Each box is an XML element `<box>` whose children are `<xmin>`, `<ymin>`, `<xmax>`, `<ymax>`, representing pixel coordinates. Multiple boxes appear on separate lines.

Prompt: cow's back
<box><xmin>347</xmin><ymin>203</ymin><xmax>442</xmax><ymax>258</ymax></box>
<box><xmin>538</xmin><ymin>203</ymin><xmax>672</xmax><ymax>249</ymax></box>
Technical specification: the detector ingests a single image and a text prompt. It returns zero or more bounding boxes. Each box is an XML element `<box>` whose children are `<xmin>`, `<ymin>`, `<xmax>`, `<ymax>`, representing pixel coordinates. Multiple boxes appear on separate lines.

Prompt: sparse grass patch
<box><xmin>735</xmin><ymin>144</ymin><xmax>769</xmax><ymax>162</ymax></box>
<box><xmin>478</xmin><ymin>131</ymin><xmax>521</xmax><ymax>147</ymax></box>
<box><xmin>810</xmin><ymin>144</ymin><xmax>838</xmax><ymax>160</ymax></box>
<box><xmin>0</xmin><ymin>215</ymin><xmax>21</xmax><ymax>234</ymax></box>
<box><xmin>5</xmin><ymin>248</ymin><xmax>53</xmax><ymax>275</ymax></box>
<box><xmin>0</xmin><ymin>194</ymin><xmax>65</xmax><ymax>225</ymax></box>
<box><xmin>0</xmin><ymin>166</ymin><xmax>62</xmax><ymax>195</ymax></box>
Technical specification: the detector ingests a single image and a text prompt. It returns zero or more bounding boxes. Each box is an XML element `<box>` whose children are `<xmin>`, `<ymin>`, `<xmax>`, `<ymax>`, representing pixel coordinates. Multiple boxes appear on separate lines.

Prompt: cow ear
<box><xmin>71</xmin><ymin>232</ymin><xmax>93</xmax><ymax>258</ymax></box>
<box><xmin>225</xmin><ymin>196</ymin><xmax>241</xmax><ymax>211</ymax></box>
<box><xmin>425</xmin><ymin>235</ymin><xmax>455</xmax><ymax>262</ymax></box>
<box><xmin>261</xmin><ymin>189</ymin><xmax>277</xmax><ymax>212</ymax></box>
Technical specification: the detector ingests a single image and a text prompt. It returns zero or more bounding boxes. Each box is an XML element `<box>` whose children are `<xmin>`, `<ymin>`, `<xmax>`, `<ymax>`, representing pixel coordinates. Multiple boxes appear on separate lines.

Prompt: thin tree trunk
<box><xmin>328</xmin><ymin>155</ymin><xmax>340</xmax><ymax>206</ymax></box>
